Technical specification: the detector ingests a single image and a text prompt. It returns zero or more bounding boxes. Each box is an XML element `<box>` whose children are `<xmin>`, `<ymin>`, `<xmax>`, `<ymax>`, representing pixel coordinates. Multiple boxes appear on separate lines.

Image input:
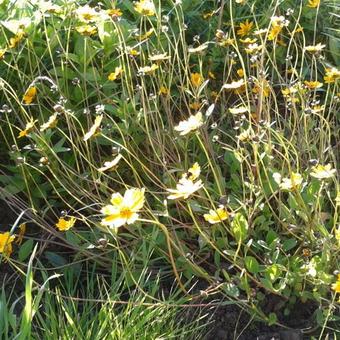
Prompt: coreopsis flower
<box><xmin>174</xmin><ymin>111</ymin><xmax>203</xmax><ymax>136</ymax></box>
<box><xmin>279</xmin><ymin>172</ymin><xmax>303</xmax><ymax>191</ymax></box>
<box><xmin>222</xmin><ymin>79</ymin><xmax>245</xmax><ymax>90</ymax></box>
<box><xmin>268</xmin><ymin>16</ymin><xmax>289</xmax><ymax>41</ymax></box>
<box><xmin>252</xmin><ymin>80</ymin><xmax>271</xmax><ymax>97</ymax></box>
<box><xmin>244</xmin><ymin>43</ymin><xmax>263</xmax><ymax>54</ymax></box>
<box><xmin>186</xmin><ymin>162</ymin><xmax>201</xmax><ymax>181</ymax></box>
<box><xmin>38</xmin><ymin>1</ymin><xmax>62</xmax><ymax>14</ymax></box>
<box><xmin>98</xmin><ymin>154</ymin><xmax>122</xmax><ymax>172</ymax></box>
<box><xmin>101</xmin><ymin>188</ymin><xmax>145</xmax><ymax>228</ymax></box>
<box><xmin>331</xmin><ymin>274</ymin><xmax>340</xmax><ymax>293</ymax></box>
<box><xmin>76</xmin><ymin>25</ymin><xmax>97</xmax><ymax>36</ymax></box>
<box><xmin>307</xmin><ymin>0</ymin><xmax>320</xmax><ymax>8</ymax></box>
<box><xmin>18</xmin><ymin>119</ymin><xmax>37</xmax><ymax>138</ymax></box>
<box><xmin>126</xmin><ymin>47</ymin><xmax>140</xmax><ymax>56</ymax></box>
<box><xmin>40</xmin><ymin>113</ymin><xmax>58</xmax><ymax>132</ymax></box>
<box><xmin>23</xmin><ymin>86</ymin><xmax>37</xmax><ymax>104</ymax></box>
<box><xmin>310</xmin><ymin>164</ymin><xmax>336</xmax><ymax>180</ymax></box>
<box><xmin>15</xmin><ymin>223</ymin><xmax>26</xmax><ymax>245</ymax></box>
<box><xmin>8</xmin><ymin>29</ymin><xmax>25</xmax><ymax>48</ymax></box>
<box><xmin>107</xmin><ymin>8</ymin><xmax>123</xmax><ymax>21</ymax></box>
<box><xmin>56</xmin><ymin>217</ymin><xmax>76</xmax><ymax>231</ymax></box>
<box><xmin>324</xmin><ymin>67</ymin><xmax>340</xmax><ymax>84</ymax></box>
<box><xmin>304</xmin><ymin>80</ymin><xmax>323</xmax><ymax>89</ymax></box>
<box><xmin>204</xmin><ymin>206</ymin><xmax>229</xmax><ymax>224</ymax></box>
<box><xmin>167</xmin><ymin>177</ymin><xmax>203</xmax><ymax>200</ymax></box>
<box><xmin>138</xmin><ymin>64</ymin><xmax>159</xmax><ymax>75</ymax></box>
<box><xmin>108</xmin><ymin>66</ymin><xmax>124</xmax><ymax>81</ymax></box>
<box><xmin>83</xmin><ymin>115</ymin><xmax>103</xmax><ymax>141</ymax></box>
<box><xmin>0</xmin><ymin>232</ymin><xmax>15</xmax><ymax>257</ymax></box>
<box><xmin>305</xmin><ymin>43</ymin><xmax>326</xmax><ymax>53</ymax></box>
<box><xmin>189</xmin><ymin>102</ymin><xmax>201</xmax><ymax>111</ymax></box>
<box><xmin>191</xmin><ymin>73</ymin><xmax>204</xmax><ymax>88</ymax></box>
<box><xmin>237</xmin><ymin>19</ymin><xmax>254</xmax><ymax>37</ymax></box>
<box><xmin>134</xmin><ymin>0</ymin><xmax>156</xmax><ymax>16</ymax></box>
<box><xmin>237</xmin><ymin>69</ymin><xmax>245</xmax><ymax>77</ymax></box>
<box><xmin>75</xmin><ymin>5</ymin><xmax>100</xmax><ymax>22</ymax></box>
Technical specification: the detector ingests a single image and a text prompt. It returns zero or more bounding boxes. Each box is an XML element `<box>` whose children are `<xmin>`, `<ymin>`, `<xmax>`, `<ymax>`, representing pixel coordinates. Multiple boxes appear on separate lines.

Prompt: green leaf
<box><xmin>45</xmin><ymin>252</ymin><xmax>67</xmax><ymax>267</ymax></box>
<box><xmin>282</xmin><ymin>238</ymin><xmax>297</xmax><ymax>252</ymax></box>
<box><xmin>245</xmin><ymin>256</ymin><xmax>260</xmax><ymax>274</ymax></box>
<box><xmin>268</xmin><ymin>312</ymin><xmax>277</xmax><ymax>326</ymax></box>
<box><xmin>18</xmin><ymin>239</ymin><xmax>34</xmax><ymax>262</ymax></box>
<box><xmin>231</xmin><ymin>213</ymin><xmax>248</xmax><ymax>243</ymax></box>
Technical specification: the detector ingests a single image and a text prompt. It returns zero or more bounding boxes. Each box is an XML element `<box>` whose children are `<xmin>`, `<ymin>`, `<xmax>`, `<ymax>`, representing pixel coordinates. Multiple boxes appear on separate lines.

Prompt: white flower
<box><xmin>174</xmin><ymin>111</ymin><xmax>203</xmax><ymax>135</ymax></box>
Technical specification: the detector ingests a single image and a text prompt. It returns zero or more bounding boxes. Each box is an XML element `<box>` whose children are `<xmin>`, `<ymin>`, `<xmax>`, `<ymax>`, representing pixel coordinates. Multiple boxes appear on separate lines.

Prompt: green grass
<box><xmin>0</xmin><ymin>0</ymin><xmax>339</xmax><ymax>338</ymax></box>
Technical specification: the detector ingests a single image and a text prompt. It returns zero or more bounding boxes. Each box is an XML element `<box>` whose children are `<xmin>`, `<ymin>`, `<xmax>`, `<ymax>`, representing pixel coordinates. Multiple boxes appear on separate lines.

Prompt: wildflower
<box><xmin>307</xmin><ymin>0</ymin><xmax>320</xmax><ymax>8</ymax></box>
<box><xmin>83</xmin><ymin>114</ymin><xmax>103</xmax><ymax>141</ymax></box>
<box><xmin>305</xmin><ymin>43</ymin><xmax>326</xmax><ymax>53</ymax></box>
<box><xmin>252</xmin><ymin>80</ymin><xmax>270</xmax><ymax>97</ymax></box>
<box><xmin>310</xmin><ymin>164</ymin><xmax>336</xmax><ymax>180</ymax></box>
<box><xmin>8</xmin><ymin>30</ymin><xmax>25</xmax><ymax>48</ymax></box>
<box><xmin>203</xmin><ymin>11</ymin><xmax>215</xmax><ymax>19</ymax></box>
<box><xmin>108</xmin><ymin>66</ymin><xmax>124</xmax><ymax>81</ymax></box>
<box><xmin>107</xmin><ymin>8</ymin><xmax>123</xmax><ymax>20</ymax></box>
<box><xmin>15</xmin><ymin>223</ymin><xmax>26</xmax><ymax>245</ymax></box>
<box><xmin>304</xmin><ymin>80</ymin><xmax>323</xmax><ymax>89</ymax></box>
<box><xmin>149</xmin><ymin>52</ymin><xmax>170</xmax><ymax>62</ymax></box>
<box><xmin>324</xmin><ymin>67</ymin><xmax>340</xmax><ymax>84</ymax></box>
<box><xmin>40</xmin><ymin>113</ymin><xmax>58</xmax><ymax>132</ymax></box>
<box><xmin>138</xmin><ymin>64</ymin><xmax>159</xmax><ymax>75</ymax></box>
<box><xmin>240</xmin><ymin>37</ymin><xmax>257</xmax><ymax>44</ymax></box>
<box><xmin>237</xmin><ymin>129</ymin><xmax>253</xmax><ymax>142</ymax></box>
<box><xmin>134</xmin><ymin>0</ymin><xmax>156</xmax><ymax>16</ymax></box>
<box><xmin>23</xmin><ymin>86</ymin><xmax>37</xmax><ymax>104</ymax></box>
<box><xmin>237</xmin><ymin>69</ymin><xmax>245</xmax><ymax>77</ymax></box>
<box><xmin>98</xmin><ymin>154</ymin><xmax>122</xmax><ymax>172</ymax></box>
<box><xmin>237</xmin><ymin>20</ymin><xmax>254</xmax><ymax>37</ymax></box>
<box><xmin>76</xmin><ymin>25</ymin><xmax>97</xmax><ymax>36</ymax></box>
<box><xmin>268</xmin><ymin>25</ymin><xmax>282</xmax><ymax>40</ymax></box>
<box><xmin>56</xmin><ymin>217</ymin><xmax>76</xmax><ymax>231</ymax></box>
<box><xmin>191</xmin><ymin>73</ymin><xmax>204</xmax><ymax>88</ymax></box>
<box><xmin>167</xmin><ymin>177</ymin><xmax>203</xmax><ymax>200</ymax></box>
<box><xmin>244</xmin><ymin>43</ymin><xmax>263</xmax><ymax>54</ymax></box>
<box><xmin>174</xmin><ymin>111</ymin><xmax>203</xmax><ymax>136</ymax></box>
<box><xmin>189</xmin><ymin>102</ymin><xmax>201</xmax><ymax>111</ymax></box>
<box><xmin>186</xmin><ymin>162</ymin><xmax>201</xmax><ymax>181</ymax></box>
<box><xmin>159</xmin><ymin>86</ymin><xmax>170</xmax><ymax>95</ymax></box>
<box><xmin>254</xmin><ymin>28</ymin><xmax>268</xmax><ymax>35</ymax></box>
<box><xmin>229</xmin><ymin>106</ymin><xmax>248</xmax><ymax>114</ymax></box>
<box><xmin>101</xmin><ymin>188</ymin><xmax>145</xmax><ymax>228</ymax></box>
<box><xmin>208</xmin><ymin>71</ymin><xmax>216</xmax><ymax>79</ymax></box>
<box><xmin>222</xmin><ymin>79</ymin><xmax>245</xmax><ymax>90</ymax></box>
<box><xmin>204</xmin><ymin>206</ymin><xmax>229</xmax><ymax>224</ymax></box>
<box><xmin>127</xmin><ymin>48</ymin><xmax>140</xmax><ymax>56</ymax></box>
<box><xmin>75</xmin><ymin>5</ymin><xmax>100</xmax><ymax>22</ymax></box>
<box><xmin>215</xmin><ymin>30</ymin><xmax>234</xmax><ymax>46</ymax></box>
<box><xmin>279</xmin><ymin>172</ymin><xmax>303</xmax><ymax>191</ymax></box>
<box><xmin>0</xmin><ymin>232</ymin><xmax>15</xmax><ymax>257</ymax></box>
<box><xmin>18</xmin><ymin>119</ymin><xmax>37</xmax><ymax>138</ymax></box>
<box><xmin>331</xmin><ymin>274</ymin><xmax>340</xmax><ymax>293</ymax></box>
<box><xmin>188</xmin><ymin>44</ymin><xmax>209</xmax><ymax>53</ymax></box>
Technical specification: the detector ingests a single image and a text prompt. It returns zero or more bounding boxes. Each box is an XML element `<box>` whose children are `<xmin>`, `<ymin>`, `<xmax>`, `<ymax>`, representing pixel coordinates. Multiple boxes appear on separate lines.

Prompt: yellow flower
<box><xmin>76</xmin><ymin>25</ymin><xmax>97</xmax><ymax>36</ymax></box>
<box><xmin>159</xmin><ymin>86</ymin><xmax>170</xmax><ymax>96</ymax></box>
<box><xmin>252</xmin><ymin>80</ymin><xmax>270</xmax><ymax>97</ymax></box>
<box><xmin>203</xmin><ymin>11</ymin><xmax>215</xmax><ymax>19</ymax></box>
<box><xmin>0</xmin><ymin>232</ymin><xmax>15</xmax><ymax>257</ymax></box>
<box><xmin>268</xmin><ymin>25</ymin><xmax>282</xmax><ymax>40</ymax></box>
<box><xmin>237</xmin><ymin>68</ymin><xmax>245</xmax><ymax>77</ymax></box>
<box><xmin>167</xmin><ymin>177</ymin><xmax>203</xmax><ymax>200</ymax></box>
<box><xmin>186</xmin><ymin>162</ymin><xmax>201</xmax><ymax>181</ymax></box>
<box><xmin>8</xmin><ymin>30</ymin><xmax>25</xmax><ymax>49</ymax></box>
<box><xmin>215</xmin><ymin>30</ymin><xmax>234</xmax><ymax>46</ymax></box>
<box><xmin>191</xmin><ymin>73</ymin><xmax>204</xmax><ymax>88</ymax></box>
<box><xmin>75</xmin><ymin>5</ymin><xmax>100</xmax><ymax>22</ymax></box>
<box><xmin>222</xmin><ymin>79</ymin><xmax>245</xmax><ymax>90</ymax></box>
<box><xmin>307</xmin><ymin>0</ymin><xmax>320</xmax><ymax>8</ymax></box>
<box><xmin>331</xmin><ymin>274</ymin><xmax>340</xmax><ymax>293</ymax></box>
<box><xmin>237</xmin><ymin>19</ymin><xmax>254</xmax><ymax>37</ymax></box>
<box><xmin>310</xmin><ymin>164</ymin><xmax>336</xmax><ymax>180</ymax></box>
<box><xmin>134</xmin><ymin>0</ymin><xmax>156</xmax><ymax>16</ymax></box>
<box><xmin>138</xmin><ymin>64</ymin><xmax>159</xmax><ymax>75</ymax></box>
<box><xmin>304</xmin><ymin>80</ymin><xmax>323</xmax><ymax>89</ymax></box>
<box><xmin>208</xmin><ymin>71</ymin><xmax>216</xmax><ymax>79</ymax></box>
<box><xmin>23</xmin><ymin>86</ymin><xmax>37</xmax><ymax>104</ymax></box>
<box><xmin>40</xmin><ymin>113</ymin><xmax>58</xmax><ymax>132</ymax></box>
<box><xmin>189</xmin><ymin>102</ymin><xmax>201</xmax><ymax>111</ymax></box>
<box><xmin>107</xmin><ymin>8</ymin><xmax>123</xmax><ymax>20</ymax></box>
<box><xmin>240</xmin><ymin>37</ymin><xmax>257</xmax><ymax>44</ymax></box>
<box><xmin>98</xmin><ymin>154</ymin><xmax>122</xmax><ymax>172</ymax></box>
<box><xmin>127</xmin><ymin>48</ymin><xmax>140</xmax><ymax>56</ymax></box>
<box><xmin>15</xmin><ymin>223</ymin><xmax>26</xmax><ymax>245</ymax></box>
<box><xmin>279</xmin><ymin>172</ymin><xmax>303</xmax><ymax>191</ymax></box>
<box><xmin>138</xmin><ymin>28</ymin><xmax>154</xmax><ymax>41</ymax></box>
<box><xmin>324</xmin><ymin>67</ymin><xmax>340</xmax><ymax>84</ymax></box>
<box><xmin>83</xmin><ymin>114</ymin><xmax>103</xmax><ymax>141</ymax></box>
<box><xmin>18</xmin><ymin>119</ymin><xmax>37</xmax><ymax>138</ymax></box>
<box><xmin>101</xmin><ymin>188</ymin><xmax>145</xmax><ymax>228</ymax></box>
<box><xmin>305</xmin><ymin>43</ymin><xmax>326</xmax><ymax>53</ymax></box>
<box><xmin>108</xmin><ymin>66</ymin><xmax>124</xmax><ymax>81</ymax></box>
<box><xmin>204</xmin><ymin>207</ymin><xmax>229</xmax><ymax>224</ymax></box>
<box><xmin>56</xmin><ymin>217</ymin><xmax>76</xmax><ymax>231</ymax></box>
<box><xmin>174</xmin><ymin>111</ymin><xmax>203</xmax><ymax>136</ymax></box>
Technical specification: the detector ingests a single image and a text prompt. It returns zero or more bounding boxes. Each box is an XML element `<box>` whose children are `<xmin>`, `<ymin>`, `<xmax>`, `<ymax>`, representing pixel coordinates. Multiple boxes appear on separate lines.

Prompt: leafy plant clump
<box><xmin>0</xmin><ymin>0</ymin><xmax>339</xmax><ymax>337</ymax></box>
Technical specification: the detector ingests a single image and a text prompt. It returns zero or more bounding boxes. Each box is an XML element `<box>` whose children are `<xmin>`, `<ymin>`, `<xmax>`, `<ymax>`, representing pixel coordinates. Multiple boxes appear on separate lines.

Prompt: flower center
<box><xmin>120</xmin><ymin>208</ymin><xmax>133</xmax><ymax>220</ymax></box>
